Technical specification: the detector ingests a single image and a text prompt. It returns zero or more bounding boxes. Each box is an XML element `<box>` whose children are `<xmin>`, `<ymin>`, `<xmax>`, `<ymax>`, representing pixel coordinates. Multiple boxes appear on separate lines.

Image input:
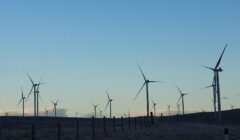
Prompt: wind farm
<box><xmin>1</xmin><ymin>1</ymin><xmax>240</xmax><ymax>140</ymax></box>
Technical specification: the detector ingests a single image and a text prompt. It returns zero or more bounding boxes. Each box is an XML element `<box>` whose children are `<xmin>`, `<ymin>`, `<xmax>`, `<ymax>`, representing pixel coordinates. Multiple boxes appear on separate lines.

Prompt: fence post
<box><xmin>128</xmin><ymin>116</ymin><xmax>131</xmax><ymax>130</ymax></box>
<box><xmin>161</xmin><ymin>113</ymin><xmax>163</xmax><ymax>123</ymax></box>
<box><xmin>113</xmin><ymin>116</ymin><xmax>116</xmax><ymax>133</ymax></box>
<box><xmin>0</xmin><ymin>126</ymin><xmax>1</xmax><ymax>140</ymax></box>
<box><xmin>58</xmin><ymin>122</ymin><xmax>61</xmax><ymax>140</ymax></box>
<box><xmin>224</xmin><ymin>128</ymin><xmax>229</xmax><ymax>140</ymax></box>
<box><xmin>134</xmin><ymin>117</ymin><xmax>137</xmax><ymax>129</ymax></box>
<box><xmin>76</xmin><ymin>119</ymin><xmax>79</xmax><ymax>140</ymax></box>
<box><xmin>103</xmin><ymin>116</ymin><xmax>106</xmax><ymax>136</ymax></box>
<box><xmin>150</xmin><ymin>112</ymin><xmax>154</xmax><ymax>125</ymax></box>
<box><xmin>92</xmin><ymin>117</ymin><xmax>95</xmax><ymax>139</ymax></box>
<box><xmin>139</xmin><ymin>117</ymin><xmax>142</xmax><ymax>129</ymax></box>
<box><xmin>121</xmin><ymin>116</ymin><xmax>124</xmax><ymax>132</ymax></box>
<box><xmin>144</xmin><ymin>117</ymin><xmax>147</xmax><ymax>128</ymax></box>
<box><xmin>32</xmin><ymin>124</ymin><xmax>35</xmax><ymax>140</ymax></box>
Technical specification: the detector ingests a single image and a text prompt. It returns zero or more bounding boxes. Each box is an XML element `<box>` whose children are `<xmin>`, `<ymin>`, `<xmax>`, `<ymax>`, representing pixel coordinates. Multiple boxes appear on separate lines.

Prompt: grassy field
<box><xmin>1</xmin><ymin>109</ymin><xmax>240</xmax><ymax>140</ymax></box>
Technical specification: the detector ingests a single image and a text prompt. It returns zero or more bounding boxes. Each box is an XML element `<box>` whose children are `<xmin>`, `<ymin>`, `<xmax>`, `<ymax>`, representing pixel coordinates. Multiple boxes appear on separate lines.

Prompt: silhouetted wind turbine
<box><xmin>229</xmin><ymin>104</ymin><xmax>234</xmax><ymax>110</ymax></box>
<box><xmin>99</xmin><ymin>109</ymin><xmax>103</xmax><ymax>118</ymax></box>
<box><xmin>201</xmin><ymin>44</ymin><xmax>227</xmax><ymax>123</ymax></box>
<box><xmin>26</xmin><ymin>73</ymin><xmax>38</xmax><ymax>116</ymax></box>
<box><xmin>105</xmin><ymin>91</ymin><xmax>113</xmax><ymax>118</ymax></box>
<box><xmin>92</xmin><ymin>104</ymin><xmax>98</xmax><ymax>118</ymax></box>
<box><xmin>4</xmin><ymin>112</ymin><xmax>9</xmax><ymax>116</ymax></box>
<box><xmin>36</xmin><ymin>79</ymin><xmax>45</xmax><ymax>116</ymax></box>
<box><xmin>52</xmin><ymin>100</ymin><xmax>58</xmax><ymax>117</ymax></box>
<box><xmin>167</xmin><ymin>104</ymin><xmax>171</xmax><ymax>116</ymax></box>
<box><xmin>152</xmin><ymin>100</ymin><xmax>157</xmax><ymax>116</ymax></box>
<box><xmin>45</xmin><ymin>107</ymin><xmax>48</xmax><ymax>117</ymax></box>
<box><xmin>177</xmin><ymin>103</ymin><xmax>180</xmax><ymax>115</ymax></box>
<box><xmin>17</xmin><ymin>87</ymin><xmax>26</xmax><ymax>117</ymax></box>
<box><xmin>134</xmin><ymin>65</ymin><xmax>161</xmax><ymax>121</ymax></box>
<box><xmin>26</xmin><ymin>73</ymin><xmax>44</xmax><ymax>117</ymax></box>
<box><xmin>202</xmin><ymin>75</ymin><xmax>217</xmax><ymax>115</ymax></box>
<box><xmin>176</xmin><ymin>85</ymin><xmax>189</xmax><ymax>115</ymax></box>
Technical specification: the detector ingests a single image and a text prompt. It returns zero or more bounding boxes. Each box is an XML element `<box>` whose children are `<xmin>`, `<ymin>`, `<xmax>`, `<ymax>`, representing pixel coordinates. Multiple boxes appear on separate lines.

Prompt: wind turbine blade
<box><xmin>56</xmin><ymin>100</ymin><xmax>59</xmax><ymax>104</ymax></box>
<box><xmin>17</xmin><ymin>98</ymin><xmax>23</xmax><ymax>106</ymax></box>
<box><xmin>38</xmin><ymin>94</ymin><xmax>45</xmax><ymax>106</ymax></box>
<box><xmin>26</xmin><ymin>86</ymin><xmax>33</xmax><ymax>101</ymax></box>
<box><xmin>215</xmin><ymin>43</ymin><xmax>227</xmax><ymax>69</ymax></box>
<box><xmin>104</xmin><ymin>101</ymin><xmax>110</xmax><ymax>111</ymax></box>
<box><xmin>133</xmin><ymin>82</ymin><xmax>146</xmax><ymax>101</ymax></box>
<box><xmin>177</xmin><ymin>96</ymin><xmax>181</xmax><ymax>104</ymax></box>
<box><xmin>201</xmin><ymin>85</ymin><xmax>213</xmax><ymax>90</ymax></box>
<box><xmin>200</xmin><ymin>65</ymin><xmax>215</xmax><ymax>71</ymax></box>
<box><xmin>52</xmin><ymin>100</ymin><xmax>55</xmax><ymax>105</ymax></box>
<box><xmin>149</xmin><ymin>80</ymin><xmax>164</xmax><ymax>83</ymax></box>
<box><xmin>106</xmin><ymin>90</ymin><xmax>110</xmax><ymax>100</ymax></box>
<box><xmin>36</xmin><ymin>79</ymin><xmax>41</xmax><ymax>91</ymax></box>
<box><xmin>175</xmin><ymin>84</ymin><xmax>182</xmax><ymax>95</ymax></box>
<box><xmin>26</xmin><ymin>72</ymin><xmax>34</xmax><ymax>85</ymax></box>
<box><xmin>21</xmin><ymin>86</ymin><xmax>24</xmax><ymax>98</ymax></box>
<box><xmin>138</xmin><ymin>65</ymin><xmax>147</xmax><ymax>81</ymax></box>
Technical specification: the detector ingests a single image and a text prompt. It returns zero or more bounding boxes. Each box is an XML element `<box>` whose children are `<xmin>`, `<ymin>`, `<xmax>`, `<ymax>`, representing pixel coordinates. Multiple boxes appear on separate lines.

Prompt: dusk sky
<box><xmin>0</xmin><ymin>1</ymin><xmax>240</xmax><ymax>117</ymax></box>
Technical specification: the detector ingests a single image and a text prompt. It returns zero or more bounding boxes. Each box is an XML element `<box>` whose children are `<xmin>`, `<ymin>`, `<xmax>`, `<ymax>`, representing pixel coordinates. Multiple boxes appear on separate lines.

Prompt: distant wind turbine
<box><xmin>152</xmin><ymin>100</ymin><xmax>158</xmax><ymax>116</ymax></box>
<box><xmin>17</xmin><ymin>87</ymin><xmax>26</xmax><ymax>117</ymax></box>
<box><xmin>92</xmin><ymin>104</ymin><xmax>98</xmax><ymax>118</ymax></box>
<box><xmin>176</xmin><ymin>85</ymin><xmax>189</xmax><ymax>115</ymax></box>
<box><xmin>99</xmin><ymin>109</ymin><xmax>103</xmax><ymax>118</ymax></box>
<box><xmin>45</xmin><ymin>107</ymin><xmax>48</xmax><ymax>117</ymax></box>
<box><xmin>167</xmin><ymin>104</ymin><xmax>171</xmax><ymax>116</ymax></box>
<box><xmin>52</xmin><ymin>100</ymin><xmax>58</xmax><ymax>117</ymax></box>
<box><xmin>105</xmin><ymin>91</ymin><xmax>113</xmax><ymax>118</ymax></box>
<box><xmin>134</xmin><ymin>65</ymin><xmax>162</xmax><ymax>121</ymax></box>
<box><xmin>177</xmin><ymin>103</ymin><xmax>180</xmax><ymax>115</ymax></box>
<box><xmin>4</xmin><ymin>111</ymin><xmax>9</xmax><ymax>116</ymax></box>
<box><xmin>229</xmin><ymin>104</ymin><xmax>234</xmax><ymax>110</ymax></box>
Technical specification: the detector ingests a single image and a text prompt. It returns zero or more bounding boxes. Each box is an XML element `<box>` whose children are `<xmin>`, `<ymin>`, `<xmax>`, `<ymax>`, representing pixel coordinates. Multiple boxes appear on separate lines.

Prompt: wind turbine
<box><xmin>45</xmin><ymin>107</ymin><xmax>48</xmax><ymax>117</ymax></box>
<box><xmin>99</xmin><ymin>109</ymin><xmax>103</xmax><ymax>118</ymax></box>
<box><xmin>201</xmin><ymin>44</ymin><xmax>227</xmax><ymax>123</ymax></box>
<box><xmin>202</xmin><ymin>75</ymin><xmax>217</xmax><ymax>115</ymax></box>
<box><xmin>17</xmin><ymin>87</ymin><xmax>26</xmax><ymax>117</ymax></box>
<box><xmin>92</xmin><ymin>104</ymin><xmax>98</xmax><ymax>118</ymax></box>
<box><xmin>229</xmin><ymin>104</ymin><xmax>234</xmax><ymax>110</ymax></box>
<box><xmin>177</xmin><ymin>103</ymin><xmax>180</xmax><ymax>115</ymax></box>
<box><xmin>36</xmin><ymin>79</ymin><xmax>45</xmax><ymax>116</ymax></box>
<box><xmin>52</xmin><ymin>100</ymin><xmax>58</xmax><ymax>117</ymax></box>
<box><xmin>176</xmin><ymin>85</ymin><xmax>189</xmax><ymax>115</ymax></box>
<box><xmin>134</xmin><ymin>65</ymin><xmax>161</xmax><ymax>121</ymax></box>
<box><xmin>128</xmin><ymin>110</ymin><xmax>131</xmax><ymax>118</ymax></box>
<box><xmin>152</xmin><ymin>100</ymin><xmax>158</xmax><ymax>116</ymax></box>
<box><xmin>26</xmin><ymin>73</ymin><xmax>44</xmax><ymax>117</ymax></box>
<box><xmin>105</xmin><ymin>91</ymin><xmax>113</xmax><ymax>118</ymax></box>
<box><xmin>4</xmin><ymin>111</ymin><xmax>9</xmax><ymax>116</ymax></box>
<box><xmin>167</xmin><ymin>104</ymin><xmax>171</xmax><ymax>116</ymax></box>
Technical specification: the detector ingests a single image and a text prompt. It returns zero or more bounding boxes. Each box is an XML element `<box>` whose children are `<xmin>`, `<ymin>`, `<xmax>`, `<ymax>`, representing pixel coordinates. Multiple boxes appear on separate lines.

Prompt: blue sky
<box><xmin>0</xmin><ymin>1</ymin><xmax>240</xmax><ymax>117</ymax></box>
